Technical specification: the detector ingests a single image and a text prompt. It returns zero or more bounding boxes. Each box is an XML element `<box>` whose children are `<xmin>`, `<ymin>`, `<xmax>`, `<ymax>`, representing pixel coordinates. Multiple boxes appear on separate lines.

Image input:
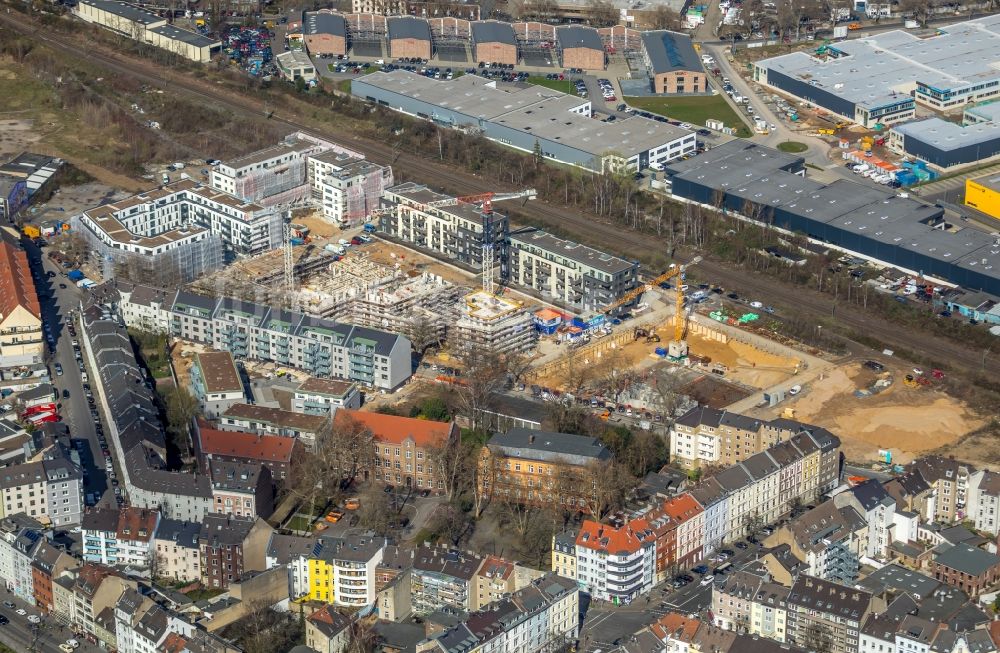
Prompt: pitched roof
<box><xmin>850</xmin><ymin>478</ymin><xmax>894</xmax><ymax>511</ymax></box>
<box><xmin>787</xmin><ymin>576</ymin><xmax>872</xmax><ymax>620</ymax></box>
<box><xmin>222</xmin><ymin>404</ymin><xmax>326</xmax><ymax>432</ymax></box>
<box><xmin>335</xmin><ymin>409</ymin><xmax>454</xmax><ymax>448</ymax></box>
<box><xmin>575</xmin><ymin>519</ymin><xmax>654</xmax><ymax>556</ymax></box>
<box><xmin>650</xmin><ymin>612</ymin><xmax>701</xmax><ymax>642</ymax></box>
<box><xmin>307</xmin><ymin>604</ymin><xmax>351</xmax><ymax>639</ymax></box>
<box><xmin>0</xmin><ymin>228</ymin><xmax>40</xmax><ymax>322</ymax></box>
<box><xmin>663</xmin><ymin>493</ymin><xmax>703</xmax><ymax>522</ymax></box>
<box><xmin>486</xmin><ymin>427</ymin><xmax>611</xmax><ymax>465</ymax></box>
<box><xmin>197</xmin><ymin>419</ymin><xmax>297</xmax><ymax>463</ymax></box>
<box><xmin>934</xmin><ymin>542</ymin><xmax>1000</xmax><ymax>577</ymax></box>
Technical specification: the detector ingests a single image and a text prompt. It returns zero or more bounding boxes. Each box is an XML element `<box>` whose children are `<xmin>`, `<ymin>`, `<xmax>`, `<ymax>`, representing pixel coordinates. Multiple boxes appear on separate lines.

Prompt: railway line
<box><xmin>4</xmin><ymin>10</ymin><xmax>999</xmax><ymax>377</ymax></box>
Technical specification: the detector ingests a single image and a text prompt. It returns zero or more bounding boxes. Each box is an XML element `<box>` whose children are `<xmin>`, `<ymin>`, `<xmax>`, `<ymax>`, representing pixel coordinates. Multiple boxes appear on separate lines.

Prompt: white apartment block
<box><xmin>968</xmin><ymin>469</ymin><xmax>1000</xmax><ymax>536</ymax></box>
<box><xmin>508</xmin><ymin>227</ymin><xmax>639</xmax><ymax>313</ymax></box>
<box><xmin>574</xmin><ymin>521</ymin><xmax>655</xmax><ymax>604</ymax></box>
<box><xmin>0</xmin><ymin>456</ymin><xmax>84</xmax><ymax>526</ymax></box>
<box><xmin>81</xmin><ymin>507</ymin><xmax>160</xmax><ymax>571</ymax></box>
<box><xmin>74</xmin><ymin>177</ymin><xmax>280</xmax><ymax>279</ymax></box>
<box><xmin>308</xmin><ymin>152</ymin><xmax>393</xmax><ymax>226</ymax></box>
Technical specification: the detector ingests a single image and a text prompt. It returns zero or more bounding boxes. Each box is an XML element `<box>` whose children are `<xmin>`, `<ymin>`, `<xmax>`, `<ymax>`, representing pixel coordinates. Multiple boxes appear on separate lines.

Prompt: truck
<box><xmin>905</xmin><ymin>19</ymin><xmax>919</xmax><ymax>28</ymax></box>
<box><xmin>67</xmin><ymin>269</ymin><xmax>85</xmax><ymax>281</ymax></box>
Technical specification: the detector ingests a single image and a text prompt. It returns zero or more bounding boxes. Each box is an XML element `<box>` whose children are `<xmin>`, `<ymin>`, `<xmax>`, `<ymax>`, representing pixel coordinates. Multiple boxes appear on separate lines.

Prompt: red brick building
<box><xmin>388</xmin><ymin>16</ymin><xmax>432</xmax><ymax>61</ymax></box>
<box><xmin>472</xmin><ymin>21</ymin><xmax>517</xmax><ymax>65</ymax></box>
<box><xmin>197</xmin><ymin>419</ymin><xmax>301</xmax><ymax>482</ymax></box>
<box><xmin>557</xmin><ymin>26</ymin><xmax>605</xmax><ymax>71</ymax></box>
<box><xmin>31</xmin><ymin>541</ymin><xmax>72</xmax><ymax>613</ymax></box>
<box><xmin>931</xmin><ymin>542</ymin><xmax>1000</xmax><ymax>597</ymax></box>
<box><xmin>198</xmin><ymin>513</ymin><xmax>256</xmax><ymax>590</ymax></box>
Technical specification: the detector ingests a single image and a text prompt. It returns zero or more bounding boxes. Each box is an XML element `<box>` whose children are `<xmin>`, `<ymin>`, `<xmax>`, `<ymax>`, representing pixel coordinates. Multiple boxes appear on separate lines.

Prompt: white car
<box><xmin>67</xmin><ymin>639</ymin><xmax>80</xmax><ymax>649</ymax></box>
<box><xmin>749</xmin><ymin>301</ymin><xmax>763</xmax><ymax>308</ymax></box>
<box><xmin>15</xmin><ymin>608</ymin><xmax>26</xmax><ymax>616</ymax></box>
<box><xmin>700</xmin><ymin>575</ymin><xmax>716</xmax><ymax>586</ymax></box>
<box><xmin>28</xmin><ymin>615</ymin><xmax>40</xmax><ymax>624</ymax></box>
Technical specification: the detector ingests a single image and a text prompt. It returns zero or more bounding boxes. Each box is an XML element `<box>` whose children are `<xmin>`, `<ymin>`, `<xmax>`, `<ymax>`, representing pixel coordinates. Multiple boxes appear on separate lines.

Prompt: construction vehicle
<box><xmin>817</xmin><ymin>128</ymin><xmax>836</xmax><ymax>135</ymax></box>
<box><xmin>633</xmin><ymin>327</ymin><xmax>661</xmax><ymax>343</ymax></box>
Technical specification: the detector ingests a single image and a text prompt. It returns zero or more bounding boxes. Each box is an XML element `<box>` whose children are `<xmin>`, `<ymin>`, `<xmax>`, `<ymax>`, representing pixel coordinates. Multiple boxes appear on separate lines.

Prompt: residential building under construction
<box><xmin>455</xmin><ymin>290</ymin><xmax>536</xmax><ymax>354</ymax></box>
<box><xmin>308</xmin><ymin>152</ymin><xmax>393</xmax><ymax>226</ymax></box>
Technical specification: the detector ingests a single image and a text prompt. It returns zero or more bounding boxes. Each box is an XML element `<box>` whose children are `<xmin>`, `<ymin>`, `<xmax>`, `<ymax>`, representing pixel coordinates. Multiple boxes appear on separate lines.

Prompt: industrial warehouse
<box><xmin>886</xmin><ymin>102</ymin><xmax>1000</xmax><ymax>170</ymax></box>
<box><xmin>753</xmin><ymin>15</ymin><xmax>1000</xmax><ymax>129</ymax></box>
<box><xmin>74</xmin><ymin>0</ymin><xmax>222</xmax><ymax>62</ymax></box>
<box><xmin>352</xmin><ymin>70</ymin><xmax>695</xmax><ymax>171</ymax></box>
<box><xmin>665</xmin><ymin>141</ymin><xmax>1000</xmax><ymax>295</ymax></box>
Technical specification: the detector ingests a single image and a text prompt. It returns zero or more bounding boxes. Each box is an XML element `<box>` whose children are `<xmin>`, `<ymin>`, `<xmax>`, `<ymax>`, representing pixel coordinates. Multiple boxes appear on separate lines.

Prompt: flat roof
<box><xmin>556</xmin><ymin>25</ymin><xmax>602</xmax><ymax>51</ymax></box>
<box><xmin>387</xmin><ymin>16</ymin><xmax>431</xmax><ymax>41</ymax></box>
<box><xmin>356</xmin><ymin>71</ymin><xmax>691</xmax><ymax>158</ymax></box>
<box><xmin>303</xmin><ymin>10</ymin><xmax>345</xmax><ymax>37</ymax></box>
<box><xmin>195</xmin><ymin>351</ymin><xmax>243</xmax><ymax>394</ymax></box>
<box><xmin>224</xmin><ymin>138</ymin><xmax>318</xmax><ymax>170</ymax></box>
<box><xmin>510</xmin><ymin>227</ymin><xmax>634</xmax><ymax>275</ymax></box>
<box><xmin>78</xmin><ymin>0</ymin><xmax>164</xmax><ymax>26</ymax></box>
<box><xmin>894</xmin><ymin>117</ymin><xmax>1000</xmax><ymax>152</ymax></box>
<box><xmin>148</xmin><ymin>24</ymin><xmax>221</xmax><ymax>48</ymax></box>
<box><xmin>277</xmin><ymin>51</ymin><xmax>314</xmax><ymax>69</ymax></box>
<box><xmin>641</xmin><ymin>30</ymin><xmax>703</xmax><ymax>74</ymax></box>
<box><xmin>965</xmin><ymin>101</ymin><xmax>1000</xmax><ymax>123</ymax></box>
<box><xmin>759</xmin><ymin>16</ymin><xmax>1000</xmax><ymax>110</ymax></box>
<box><xmin>472</xmin><ymin>20</ymin><xmax>516</xmax><ymax>46</ymax></box>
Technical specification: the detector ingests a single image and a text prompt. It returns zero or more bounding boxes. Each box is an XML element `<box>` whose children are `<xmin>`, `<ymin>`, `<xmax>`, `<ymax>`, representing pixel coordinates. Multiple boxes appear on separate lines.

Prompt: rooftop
<box><xmin>194</xmin><ymin>351</ymin><xmax>243</xmax><ymax>395</ymax></box>
<box><xmin>148</xmin><ymin>24</ymin><xmax>221</xmax><ymax>47</ymax></box>
<box><xmin>78</xmin><ymin>0</ymin><xmax>164</xmax><ymax>26</ymax></box>
<box><xmin>471</xmin><ymin>20</ymin><xmax>516</xmax><ymax>46</ymax></box>
<box><xmin>641</xmin><ymin>30</ymin><xmax>703</xmax><ymax>74</ymax></box>
<box><xmin>509</xmin><ymin>227</ymin><xmax>635</xmax><ymax>275</ymax></box>
<box><xmin>303</xmin><ymin>10</ymin><xmax>345</xmax><ymax>37</ymax></box>
<box><xmin>894</xmin><ymin>117</ymin><xmax>1000</xmax><ymax>152</ymax></box>
<box><xmin>335</xmin><ymin>409</ymin><xmax>454</xmax><ymax>448</ymax></box>
<box><xmin>934</xmin><ymin>542</ymin><xmax>1000</xmax><ymax>576</ymax></box>
<box><xmin>556</xmin><ymin>25</ymin><xmax>602</xmax><ymax>50</ymax></box>
<box><xmin>222</xmin><ymin>403</ymin><xmax>327</xmax><ymax>432</ymax></box>
<box><xmin>487</xmin><ymin>427</ymin><xmax>612</xmax><ymax>465</ymax></box>
<box><xmin>296</xmin><ymin>376</ymin><xmax>356</xmax><ymax>397</ymax></box>
<box><xmin>387</xmin><ymin>15</ymin><xmax>431</xmax><ymax>41</ymax></box>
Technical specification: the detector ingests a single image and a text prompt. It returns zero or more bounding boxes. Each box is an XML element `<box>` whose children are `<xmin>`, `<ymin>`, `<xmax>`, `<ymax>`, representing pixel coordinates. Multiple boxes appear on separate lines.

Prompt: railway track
<box><xmin>5</xmin><ymin>11</ymin><xmax>999</xmax><ymax>377</ymax></box>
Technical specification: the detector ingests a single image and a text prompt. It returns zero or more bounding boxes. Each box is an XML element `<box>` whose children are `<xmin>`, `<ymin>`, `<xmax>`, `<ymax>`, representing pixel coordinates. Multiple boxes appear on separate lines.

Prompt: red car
<box><xmin>350</xmin><ymin>236</ymin><xmax>363</xmax><ymax>245</ymax></box>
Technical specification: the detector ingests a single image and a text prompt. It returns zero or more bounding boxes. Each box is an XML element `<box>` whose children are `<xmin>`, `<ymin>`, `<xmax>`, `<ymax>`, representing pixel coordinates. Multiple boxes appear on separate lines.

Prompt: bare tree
<box><xmin>647</xmin><ymin>5</ymin><xmax>682</xmax><ymax>29</ymax></box>
<box><xmin>578</xmin><ymin>460</ymin><xmax>636</xmax><ymax>520</ymax></box>
<box><xmin>427</xmin><ymin>503</ymin><xmax>473</xmax><ymax>546</ymax></box>
<box><xmin>473</xmin><ymin>447</ymin><xmax>503</xmax><ymax>518</ymax></box>
<box><xmin>356</xmin><ymin>485</ymin><xmax>394</xmax><ymax>536</ymax></box>
<box><xmin>449</xmin><ymin>348</ymin><xmax>514</xmax><ymax>433</ymax></box>
<box><xmin>586</xmin><ymin>0</ymin><xmax>619</xmax><ymax>26</ymax></box>
<box><xmin>427</xmin><ymin>435</ymin><xmax>471</xmax><ymax>501</ymax></box>
<box><xmin>326</xmin><ymin>413</ymin><xmax>376</xmax><ymax>486</ymax></box>
<box><xmin>899</xmin><ymin>0</ymin><xmax>934</xmax><ymax>25</ymax></box>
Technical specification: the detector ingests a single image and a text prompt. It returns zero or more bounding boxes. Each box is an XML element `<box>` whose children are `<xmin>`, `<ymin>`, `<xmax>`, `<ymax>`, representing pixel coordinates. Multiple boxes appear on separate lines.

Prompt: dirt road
<box><xmin>4</xmin><ymin>11</ymin><xmax>999</xmax><ymax>379</ymax></box>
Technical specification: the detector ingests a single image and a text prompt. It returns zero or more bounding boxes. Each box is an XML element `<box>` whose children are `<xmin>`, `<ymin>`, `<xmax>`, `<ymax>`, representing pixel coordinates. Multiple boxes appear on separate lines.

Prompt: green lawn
<box><xmin>286</xmin><ymin>515</ymin><xmax>313</xmax><ymax>532</ymax></box>
<box><xmin>777</xmin><ymin>141</ymin><xmax>808</xmax><ymax>153</ymax></box>
<box><xmin>527</xmin><ymin>76</ymin><xmax>576</xmax><ymax>94</ymax></box>
<box><xmin>624</xmin><ymin>95</ymin><xmax>752</xmax><ymax>136</ymax></box>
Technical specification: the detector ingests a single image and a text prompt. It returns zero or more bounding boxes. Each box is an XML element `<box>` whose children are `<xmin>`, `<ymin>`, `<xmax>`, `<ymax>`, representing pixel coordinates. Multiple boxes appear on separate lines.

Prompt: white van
<box><xmin>649</xmin><ymin>161</ymin><xmax>665</xmax><ymax>171</ymax></box>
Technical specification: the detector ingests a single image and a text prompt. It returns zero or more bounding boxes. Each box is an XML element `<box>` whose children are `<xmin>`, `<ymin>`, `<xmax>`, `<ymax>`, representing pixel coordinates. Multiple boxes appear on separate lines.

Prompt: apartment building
<box><xmin>785</xmin><ymin>576</ymin><xmax>880</xmax><ymax>653</ymax></box>
<box><xmin>0</xmin><ymin>516</ymin><xmax>44</xmax><ymax>601</ymax></box>
<box><xmin>765</xmin><ymin>500</ymin><xmax>867</xmax><ymax>585</ymax></box>
<box><xmin>834</xmin><ymin>480</ymin><xmax>896</xmax><ymax>560</ymax></box>
<box><xmin>0</xmin><ymin>454</ymin><xmax>84</xmax><ymax>526</ymax></box>
<box><xmin>303</xmin><ymin>533</ymin><xmax>387</xmax><ymax>607</ymax></box>
<box><xmin>141</xmin><ymin>289</ymin><xmax>413</xmax><ymax>391</ymax></box>
<box><xmin>574</xmin><ymin>518</ymin><xmax>656</xmax><ymax>604</ymax></box>
<box><xmin>967</xmin><ymin>469</ymin><xmax>1000</xmax><ymax>535</ymax></box>
<box><xmin>219</xmin><ymin>405</ymin><xmax>326</xmax><ymax>450</ymax></box>
<box><xmin>411</xmin><ymin>546</ymin><xmax>484</xmax><ymax>614</ymax></box>
<box><xmin>479</xmin><ymin>428</ymin><xmax>612</xmax><ymax>509</ymax></box>
<box><xmin>507</xmin><ymin>227</ymin><xmax>639</xmax><ymax>314</ymax></box>
<box><xmin>196</xmin><ymin>419</ymin><xmax>302</xmax><ymax>482</ymax></box>
<box><xmin>0</xmin><ymin>228</ymin><xmax>43</xmax><ymax>369</ymax></box>
<box><xmin>152</xmin><ymin>518</ymin><xmax>202</xmax><ymax>582</ymax></box>
<box><xmin>198</xmin><ymin>513</ymin><xmax>258</xmax><ymax>590</ymax></box>
<box><xmin>114</xmin><ymin>588</ymin><xmax>173</xmax><ymax>653</ymax></box>
<box><xmin>931</xmin><ymin>542</ymin><xmax>1000</xmax><ymax>598</ymax></box>
<box><xmin>210</xmin><ymin>132</ymin><xmax>342</xmax><ymax>206</ymax></box>
<box><xmin>421</xmin><ymin>574</ymin><xmax>579</xmax><ymax>653</ymax></box>
<box><xmin>81</xmin><ymin>507</ymin><xmax>160</xmax><ymax>571</ymax></box>
<box><xmin>31</xmin><ymin>540</ymin><xmax>73</xmax><ymax>614</ymax></box>
<box><xmin>292</xmin><ymin>377</ymin><xmax>361</xmax><ymax>415</ymax></box>
<box><xmin>380</xmin><ymin>182</ymin><xmax>509</xmax><ymax>272</ymax></box>
<box><xmin>308</xmin><ymin>152</ymin><xmax>393</xmax><ymax>226</ymax></box>
<box><xmin>712</xmin><ymin>571</ymin><xmax>791</xmax><ymax>640</ymax></box>
<box><xmin>910</xmin><ymin>456</ymin><xmax>974</xmax><ymax>524</ymax></box>
<box><xmin>189</xmin><ymin>350</ymin><xmax>245</xmax><ymax>419</ymax></box>
<box><xmin>208</xmin><ymin>459</ymin><xmax>274</xmax><ymax>520</ymax></box>
<box><xmin>336</xmin><ymin>409</ymin><xmax>458</xmax><ymax>492</ymax></box>
<box><xmin>71</xmin><ymin>564</ymin><xmax>137</xmax><ymax>642</ymax></box>
<box><xmin>305</xmin><ymin>605</ymin><xmax>352</xmax><ymax>653</ymax></box>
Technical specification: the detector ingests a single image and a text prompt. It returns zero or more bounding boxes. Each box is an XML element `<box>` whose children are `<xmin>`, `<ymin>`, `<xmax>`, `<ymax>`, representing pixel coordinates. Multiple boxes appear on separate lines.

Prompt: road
<box><xmin>0</xmin><ymin>592</ymin><xmax>102</xmax><ymax>653</ymax></box>
<box><xmin>22</xmin><ymin>241</ymin><xmax>114</xmax><ymax>512</ymax></box>
<box><xmin>3</xmin><ymin>11</ymin><xmax>1000</xmax><ymax>379</ymax></box>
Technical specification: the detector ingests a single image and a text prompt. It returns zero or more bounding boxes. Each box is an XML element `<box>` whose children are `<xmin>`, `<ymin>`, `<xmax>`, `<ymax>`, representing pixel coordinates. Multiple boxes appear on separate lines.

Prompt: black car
<box><xmin>720</xmin><ymin>549</ymin><xmax>735</xmax><ymax>557</ymax></box>
<box><xmin>0</xmin><ymin>615</ymin><xmax>8</xmax><ymax>625</ymax></box>
<box><xmin>735</xmin><ymin>541</ymin><xmax>748</xmax><ymax>549</ymax></box>
<box><xmin>727</xmin><ymin>292</ymin><xmax>739</xmax><ymax>300</ymax></box>
<box><xmin>863</xmin><ymin>360</ymin><xmax>885</xmax><ymax>372</ymax></box>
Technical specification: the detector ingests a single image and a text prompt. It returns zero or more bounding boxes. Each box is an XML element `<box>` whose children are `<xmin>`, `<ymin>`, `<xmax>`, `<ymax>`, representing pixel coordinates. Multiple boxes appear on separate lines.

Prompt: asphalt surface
<box><xmin>23</xmin><ymin>241</ymin><xmax>114</xmax><ymax>512</ymax></box>
<box><xmin>4</xmin><ymin>11</ymin><xmax>1000</xmax><ymax>379</ymax></box>
<box><xmin>0</xmin><ymin>591</ymin><xmax>102</xmax><ymax>653</ymax></box>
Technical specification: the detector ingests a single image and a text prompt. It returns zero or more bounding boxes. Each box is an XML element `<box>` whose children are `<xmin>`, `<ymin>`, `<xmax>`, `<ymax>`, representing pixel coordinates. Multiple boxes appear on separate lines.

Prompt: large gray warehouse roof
<box><xmin>149</xmin><ymin>24</ymin><xmax>221</xmax><ymax>47</ymax></box>
<box><xmin>388</xmin><ymin>16</ymin><xmax>431</xmax><ymax>41</ymax></box>
<box><xmin>303</xmin><ymin>11</ymin><xmax>346</xmax><ymax>37</ymax></box>
<box><xmin>894</xmin><ymin>117</ymin><xmax>1000</xmax><ymax>152</ymax></box>
<box><xmin>472</xmin><ymin>20</ymin><xmax>516</xmax><ymax>46</ymax></box>
<box><xmin>557</xmin><ymin>25</ymin><xmax>603</xmax><ymax>51</ymax></box>
<box><xmin>641</xmin><ymin>31</ymin><xmax>703</xmax><ymax>74</ymax></box>
<box><xmin>78</xmin><ymin>0</ymin><xmax>164</xmax><ymax>26</ymax></box>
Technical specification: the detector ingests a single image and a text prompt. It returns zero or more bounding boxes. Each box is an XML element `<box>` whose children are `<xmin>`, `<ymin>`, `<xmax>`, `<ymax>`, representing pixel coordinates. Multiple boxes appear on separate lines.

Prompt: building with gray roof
<box><xmin>556</xmin><ymin>26</ymin><xmax>604</xmax><ymax>71</ymax></box>
<box><xmin>932</xmin><ymin>542</ymin><xmax>1000</xmax><ymax>596</ymax></box>
<box><xmin>753</xmin><ymin>16</ymin><xmax>1000</xmax><ymax>128</ymax></box>
<box><xmin>302</xmin><ymin>10</ymin><xmax>347</xmax><ymax>56</ymax></box>
<box><xmin>75</xmin><ymin>0</ymin><xmax>220</xmax><ymax>62</ymax></box>
<box><xmin>665</xmin><ymin>140</ymin><xmax>1000</xmax><ymax>296</ymax></box>
<box><xmin>889</xmin><ymin>117</ymin><xmax>1000</xmax><ymax>170</ymax></box>
<box><xmin>353</xmin><ymin>70</ymin><xmax>695</xmax><ymax>172</ymax></box>
<box><xmin>641</xmin><ymin>31</ymin><xmax>706</xmax><ymax>95</ymax></box>
<box><xmin>858</xmin><ymin>563</ymin><xmax>941</xmax><ymax>599</ymax></box>
<box><xmin>486</xmin><ymin>428</ymin><xmax>612</xmax><ymax>466</ymax></box>
<box><xmin>508</xmin><ymin>227</ymin><xmax>639</xmax><ymax>313</ymax></box>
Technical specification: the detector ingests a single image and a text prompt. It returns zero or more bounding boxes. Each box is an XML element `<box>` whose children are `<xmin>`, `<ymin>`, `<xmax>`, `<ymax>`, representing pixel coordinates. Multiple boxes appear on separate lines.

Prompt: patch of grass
<box><xmin>777</xmin><ymin>140</ymin><xmax>808</xmax><ymax>153</ymax></box>
<box><xmin>625</xmin><ymin>95</ymin><xmax>751</xmax><ymax>136</ymax></box>
<box><xmin>527</xmin><ymin>75</ymin><xmax>576</xmax><ymax>94</ymax></box>
<box><xmin>412</xmin><ymin>527</ymin><xmax>436</xmax><ymax>545</ymax></box>
<box><xmin>184</xmin><ymin>588</ymin><xmax>226</xmax><ymax>602</ymax></box>
<box><xmin>286</xmin><ymin>515</ymin><xmax>313</xmax><ymax>532</ymax></box>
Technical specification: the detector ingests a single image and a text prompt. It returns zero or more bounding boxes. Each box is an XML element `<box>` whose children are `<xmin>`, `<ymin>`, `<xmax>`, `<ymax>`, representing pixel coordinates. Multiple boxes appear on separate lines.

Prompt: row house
<box><xmin>574</xmin><ymin>518</ymin><xmax>656</xmax><ymax>604</ymax></box>
<box><xmin>265</xmin><ymin>533</ymin><xmax>316</xmax><ymax>599</ymax></box>
<box><xmin>198</xmin><ymin>513</ymin><xmax>273</xmax><ymax>590</ymax></box>
<box><xmin>641</xmin><ymin>493</ymin><xmax>706</xmax><ymax>584</ymax></box>
<box><xmin>305</xmin><ymin>604</ymin><xmax>352</xmax><ymax>653</ymax></box>
<box><xmin>966</xmin><ymin>469</ymin><xmax>1000</xmax><ymax>536</ymax></box>
<box><xmin>303</xmin><ymin>533</ymin><xmax>387</xmax><ymax>607</ymax></box>
<box><xmin>0</xmin><ymin>453</ymin><xmax>84</xmax><ymax>526</ymax></box>
<box><xmin>884</xmin><ymin>471</ymin><xmax>935</xmax><ymax>523</ymax></box>
<box><xmin>208</xmin><ymin>459</ymin><xmax>274</xmax><ymax>520</ymax></box>
<box><xmin>419</xmin><ymin>574</ymin><xmax>579</xmax><ymax>653</ymax></box>
<box><xmin>785</xmin><ymin>575</ymin><xmax>882</xmax><ymax>653</ymax></box>
<box><xmin>711</xmin><ymin>570</ymin><xmax>791</xmax><ymax>641</ymax></box>
<box><xmin>153</xmin><ymin>519</ymin><xmax>202</xmax><ymax>583</ymax></box>
<box><xmin>411</xmin><ymin>545</ymin><xmax>484</xmax><ymax>614</ymax></box>
<box><xmin>765</xmin><ymin>500</ymin><xmax>867</xmax><ymax>585</ymax></box>
<box><xmin>219</xmin><ymin>404</ymin><xmax>327</xmax><ymax>450</ymax></box>
<box><xmin>196</xmin><ymin>419</ymin><xmax>303</xmax><ymax>482</ymax></box>
<box><xmin>69</xmin><ymin>563</ymin><xmax>138</xmax><ymax>643</ymax></box>
<box><xmin>910</xmin><ymin>456</ymin><xmax>973</xmax><ymax>524</ymax></box>
<box><xmin>31</xmin><ymin>540</ymin><xmax>74</xmax><ymax>613</ymax></box>
<box><xmin>860</xmin><ymin>605</ymin><xmax>997</xmax><ymax>653</ymax></box>
<box><xmin>81</xmin><ymin>507</ymin><xmax>160</xmax><ymax>571</ymax></box>
<box><xmin>189</xmin><ymin>350</ymin><xmax>245</xmax><ymax>420</ymax></box>
<box><xmin>931</xmin><ymin>542</ymin><xmax>1000</xmax><ymax>598</ymax></box>
<box><xmin>834</xmin><ymin>479</ymin><xmax>896</xmax><ymax>560</ymax></box>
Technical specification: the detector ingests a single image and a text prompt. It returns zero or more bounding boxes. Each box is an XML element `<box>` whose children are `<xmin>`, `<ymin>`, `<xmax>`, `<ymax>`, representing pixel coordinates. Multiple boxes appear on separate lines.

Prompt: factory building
<box><xmin>640</xmin><ymin>31</ymin><xmax>705</xmax><ymax>95</ymax></box>
<box><xmin>556</xmin><ymin>26</ymin><xmax>605</xmax><ymax>70</ymax></box>
<box><xmin>888</xmin><ymin>118</ymin><xmax>1000</xmax><ymax>170</ymax></box>
<box><xmin>508</xmin><ymin>227</ymin><xmax>639</xmax><ymax>314</ymax></box>
<box><xmin>472</xmin><ymin>21</ymin><xmax>517</xmax><ymax>65</ymax></box>
<box><xmin>388</xmin><ymin>16</ymin><xmax>432</xmax><ymax>60</ymax></box>
<box><xmin>754</xmin><ymin>16</ymin><xmax>1000</xmax><ymax>128</ymax></box>
<box><xmin>75</xmin><ymin>0</ymin><xmax>221</xmax><ymax>62</ymax></box>
<box><xmin>352</xmin><ymin>70</ymin><xmax>695</xmax><ymax>172</ymax></box>
<box><xmin>665</xmin><ymin>141</ymin><xmax>1000</xmax><ymax>296</ymax></box>
<box><xmin>966</xmin><ymin>175</ymin><xmax>1000</xmax><ymax>222</ymax></box>
<box><xmin>303</xmin><ymin>10</ymin><xmax>347</xmax><ymax>57</ymax></box>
